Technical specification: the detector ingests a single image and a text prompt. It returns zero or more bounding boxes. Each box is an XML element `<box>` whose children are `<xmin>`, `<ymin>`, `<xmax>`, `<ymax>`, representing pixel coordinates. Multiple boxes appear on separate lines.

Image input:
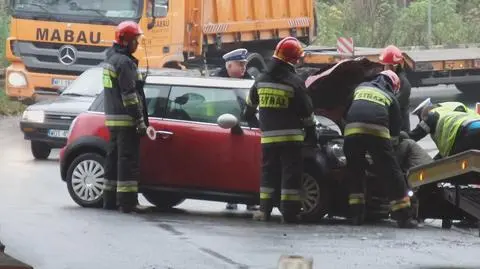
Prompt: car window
<box><xmin>143</xmin><ymin>84</ymin><xmax>170</xmax><ymax>118</ymax></box>
<box><xmin>166</xmin><ymin>86</ymin><xmax>246</xmax><ymax>124</ymax></box>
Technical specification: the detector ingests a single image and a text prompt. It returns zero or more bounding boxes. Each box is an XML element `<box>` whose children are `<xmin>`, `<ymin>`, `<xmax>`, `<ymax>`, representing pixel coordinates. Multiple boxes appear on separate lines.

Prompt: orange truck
<box><xmin>5</xmin><ymin>0</ymin><xmax>316</xmax><ymax>103</ymax></box>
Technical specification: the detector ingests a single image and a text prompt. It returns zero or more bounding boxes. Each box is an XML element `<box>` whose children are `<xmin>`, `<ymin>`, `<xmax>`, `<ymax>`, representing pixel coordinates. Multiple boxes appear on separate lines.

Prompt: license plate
<box><xmin>48</xmin><ymin>129</ymin><xmax>69</xmax><ymax>138</ymax></box>
<box><xmin>52</xmin><ymin>78</ymin><xmax>74</xmax><ymax>88</ymax></box>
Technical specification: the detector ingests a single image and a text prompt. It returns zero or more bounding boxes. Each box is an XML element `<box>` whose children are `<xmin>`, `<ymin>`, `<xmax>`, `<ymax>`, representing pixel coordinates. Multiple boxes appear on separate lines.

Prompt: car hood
<box><xmin>26</xmin><ymin>95</ymin><xmax>96</xmax><ymax>115</ymax></box>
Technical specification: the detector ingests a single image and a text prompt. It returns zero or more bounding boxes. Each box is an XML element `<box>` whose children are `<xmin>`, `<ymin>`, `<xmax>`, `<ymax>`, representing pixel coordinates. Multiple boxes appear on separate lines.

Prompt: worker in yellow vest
<box><xmin>409</xmin><ymin>98</ymin><xmax>480</xmax><ymax>159</ymax></box>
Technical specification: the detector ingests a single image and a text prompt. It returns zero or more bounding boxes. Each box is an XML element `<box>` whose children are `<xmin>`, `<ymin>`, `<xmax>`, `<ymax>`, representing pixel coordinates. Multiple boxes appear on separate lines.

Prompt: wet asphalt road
<box><xmin>1</xmin><ymin>86</ymin><xmax>480</xmax><ymax>269</ymax></box>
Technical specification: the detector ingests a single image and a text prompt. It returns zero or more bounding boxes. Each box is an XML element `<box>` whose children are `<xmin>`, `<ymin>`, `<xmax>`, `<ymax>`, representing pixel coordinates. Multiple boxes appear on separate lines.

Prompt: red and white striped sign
<box><xmin>337</xmin><ymin>37</ymin><xmax>354</xmax><ymax>55</ymax></box>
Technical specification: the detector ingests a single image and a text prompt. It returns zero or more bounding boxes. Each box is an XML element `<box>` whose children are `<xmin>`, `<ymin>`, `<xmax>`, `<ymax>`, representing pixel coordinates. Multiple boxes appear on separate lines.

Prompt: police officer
<box><xmin>343</xmin><ymin>70</ymin><xmax>417</xmax><ymax>228</ymax></box>
<box><xmin>379</xmin><ymin>45</ymin><xmax>412</xmax><ymax>132</ymax></box>
<box><xmin>408</xmin><ymin>98</ymin><xmax>480</xmax><ymax>159</ymax></box>
<box><xmin>211</xmin><ymin>48</ymin><xmax>256</xmax><ymax>211</ymax></box>
<box><xmin>244</xmin><ymin>37</ymin><xmax>316</xmax><ymax>223</ymax></box>
<box><xmin>102</xmin><ymin>21</ymin><xmax>150</xmax><ymax>214</ymax></box>
<box><xmin>211</xmin><ymin>48</ymin><xmax>254</xmax><ymax>79</ymax></box>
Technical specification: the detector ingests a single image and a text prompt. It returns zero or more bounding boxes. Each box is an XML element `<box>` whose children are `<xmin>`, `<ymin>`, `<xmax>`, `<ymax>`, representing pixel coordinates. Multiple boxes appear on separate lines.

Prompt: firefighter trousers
<box><xmin>259</xmin><ymin>143</ymin><xmax>303</xmax><ymax>220</ymax></box>
<box><xmin>343</xmin><ymin>134</ymin><xmax>411</xmax><ymax>214</ymax></box>
<box><xmin>103</xmin><ymin>127</ymin><xmax>141</xmax><ymax>210</ymax></box>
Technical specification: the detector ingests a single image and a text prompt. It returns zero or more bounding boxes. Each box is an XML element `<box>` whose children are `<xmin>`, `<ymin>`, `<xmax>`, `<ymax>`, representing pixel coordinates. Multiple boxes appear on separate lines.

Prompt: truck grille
<box><xmin>16</xmin><ymin>41</ymin><xmax>108</xmax><ymax>76</ymax></box>
<box><xmin>44</xmin><ymin>113</ymin><xmax>76</xmax><ymax>125</ymax></box>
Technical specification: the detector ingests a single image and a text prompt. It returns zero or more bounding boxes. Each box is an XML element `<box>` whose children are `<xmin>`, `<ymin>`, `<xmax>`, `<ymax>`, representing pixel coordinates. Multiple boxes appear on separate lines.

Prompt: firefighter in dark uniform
<box><xmin>102</xmin><ymin>21</ymin><xmax>150</xmax><ymax>214</ymax></box>
<box><xmin>244</xmin><ymin>37</ymin><xmax>316</xmax><ymax>223</ymax></box>
<box><xmin>344</xmin><ymin>70</ymin><xmax>418</xmax><ymax>228</ymax></box>
<box><xmin>211</xmin><ymin>48</ymin><xmax>256</xmax><ymax>211</ymax></box>
<box><xmin>408</xmin><ymin>98</ymin><xmax>480</xmax><ymax>159</ymax></box>
<box><xmin>379</xmin><ymin>45</ymin><xmax>412</xmax><ymax>132</ymax></box>
<box><xmin>211</xmin><ymin>48</ymin><xmax>254</xmax><ymax>79</ymax></box>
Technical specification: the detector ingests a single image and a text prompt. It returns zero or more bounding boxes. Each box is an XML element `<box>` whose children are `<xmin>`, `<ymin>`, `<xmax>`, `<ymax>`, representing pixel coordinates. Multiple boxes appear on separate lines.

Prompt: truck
<box><xmin>5</xmin><ymin>0</ymin><xmax>316</xmax><ymax>103</ymax></box>
<box><xmin>301</xmin><ymin>45</ymin><xmax>480</xmax><ymax>95</ymax></box>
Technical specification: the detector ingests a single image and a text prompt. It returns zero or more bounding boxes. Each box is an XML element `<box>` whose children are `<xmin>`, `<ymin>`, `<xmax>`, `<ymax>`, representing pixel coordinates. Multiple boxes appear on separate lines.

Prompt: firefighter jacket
<box><xmin>344</xmin><ymin>74</ymin><xmax>402</xmax><ymax>140</ymax></box>
<box><xmin>211</xmin><ymin>67</ymin><xmax>254</xmax><ymax>79</ymax></box>
<box><xmin>103</xmin><ymin>44</ymin><xmax>149</xmax><ymax>128</ymax></box>
<box><xmin>408</xmin><ymin>104</ymin><xmax>480</xmax><ymax>157</ymax></box>
<box><xmin>244</xmin><ymin>58</ymin><xmax>315</xmax><ymax>145</ymax></box>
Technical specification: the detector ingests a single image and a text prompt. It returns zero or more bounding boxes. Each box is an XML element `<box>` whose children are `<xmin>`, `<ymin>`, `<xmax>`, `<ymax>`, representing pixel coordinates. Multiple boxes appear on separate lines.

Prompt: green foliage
<box><xmin>0</xmin><ymin>89</ymin><xmax>26</xmax><ymax>116</ymax></box>
<box><xmin>0</xmin><ymin>7</ymin><xmax>9</xmax><ymax>67</ymax></box>
<box><xmin>315</xmin><ymin>0</ymin><xmax>480</xmax><ymax>47</ymax></box>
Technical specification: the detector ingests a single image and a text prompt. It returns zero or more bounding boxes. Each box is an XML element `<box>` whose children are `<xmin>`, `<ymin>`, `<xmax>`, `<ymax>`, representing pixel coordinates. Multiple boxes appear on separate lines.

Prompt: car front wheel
<box><xmin>66</xmin><ymin>152</ymin><xmax>105</xmax><ymax>208</ymax></box>
<box><xmin>300</xmin><ymin>166</ymin><xmax>330</xmax><ymax>222</ymax></box>
<box><xmin>31</xmin><ymin>141</ymin><xmax>51</xmax><ymax>160</ymax></box>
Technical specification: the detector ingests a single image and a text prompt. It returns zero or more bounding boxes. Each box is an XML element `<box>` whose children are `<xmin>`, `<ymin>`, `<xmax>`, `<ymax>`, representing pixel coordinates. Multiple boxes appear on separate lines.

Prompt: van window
<box><xmin>166</xmin><ymin>86</ymin><xmax>246</xmax><ymax>124</ymax></box>
<box><xmin>147</xmin><ymin>0</ymin><xmax>168</xmax><ymax>18</ymax></box>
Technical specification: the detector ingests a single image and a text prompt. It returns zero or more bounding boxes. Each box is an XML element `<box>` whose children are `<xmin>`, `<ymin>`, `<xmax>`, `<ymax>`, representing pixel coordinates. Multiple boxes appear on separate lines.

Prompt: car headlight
<box><xmin>22</xmin><ymin>110</ymin><xmax>44</xmax><ymax>123</ymax></box>
<box><xmin>326</xmin><ymin>141</ymin><xmax>347</xmax><ymax>166</ymax></box>
<box><xmin>8</xmin><ymin>72</ymin><xmax>27</xmax><ymax>87</ymax></box>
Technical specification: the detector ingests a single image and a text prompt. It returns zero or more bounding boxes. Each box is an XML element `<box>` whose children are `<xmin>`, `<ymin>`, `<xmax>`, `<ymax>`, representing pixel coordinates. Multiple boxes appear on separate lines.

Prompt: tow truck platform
<box><xmin>407</xmin><ymin>150</ymin><xmax>480</xmax><ymax>236</ymax></box>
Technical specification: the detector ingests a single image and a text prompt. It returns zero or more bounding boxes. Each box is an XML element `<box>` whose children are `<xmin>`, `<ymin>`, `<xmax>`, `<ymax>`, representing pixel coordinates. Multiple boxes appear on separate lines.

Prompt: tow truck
<box><xmin>408</xmin><ymin>150</ymin><xmax>480</xmax><ymax>236</ymax></box>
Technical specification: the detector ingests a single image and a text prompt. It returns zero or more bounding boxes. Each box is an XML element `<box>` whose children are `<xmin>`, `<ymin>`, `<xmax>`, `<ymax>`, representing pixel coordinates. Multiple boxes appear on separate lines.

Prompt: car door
<box><xmin>138</xmin><ymin>84</ymin><xmax>172</xmax><ymax>185</ymax></box>
<box><xmin>157</xmin><ymin>85</ymin><xmax>259</xmax><ymax>193</ymax></box>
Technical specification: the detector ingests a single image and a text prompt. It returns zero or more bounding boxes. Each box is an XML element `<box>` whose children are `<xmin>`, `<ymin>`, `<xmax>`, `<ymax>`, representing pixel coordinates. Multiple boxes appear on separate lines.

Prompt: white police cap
<box><xmin>223</xmin><ymin>48</ymin><xmax>248</xmax><ymax>62</ymax></box>
<box><xmin>412</xmin><ymin>97</ymin><xmax>432</xmax><ymax>116</ymax></box>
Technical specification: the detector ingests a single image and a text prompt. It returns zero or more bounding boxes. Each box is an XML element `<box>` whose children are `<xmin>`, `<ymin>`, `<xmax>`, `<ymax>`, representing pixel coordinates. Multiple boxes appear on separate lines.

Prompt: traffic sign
<box><xmin>337</xmin><ymin>37</ymin><xmax>354</xmax><ymax>56</ymax></box>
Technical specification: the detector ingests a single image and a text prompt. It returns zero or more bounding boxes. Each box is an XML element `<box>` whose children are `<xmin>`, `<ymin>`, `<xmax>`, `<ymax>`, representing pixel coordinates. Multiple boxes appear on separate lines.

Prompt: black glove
<box><xmin>304</xmin><ymin>126</ymin><xmax>317</xmax><ymax>147</ymax></box>
<box><xmin>136</xmin><ymin>120</ymin><xmax>147</xmax><ymax>136</ymax></box>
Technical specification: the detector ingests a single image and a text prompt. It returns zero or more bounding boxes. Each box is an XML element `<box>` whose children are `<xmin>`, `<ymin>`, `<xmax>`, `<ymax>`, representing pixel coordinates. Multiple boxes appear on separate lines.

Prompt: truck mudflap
<box><xmin>407</xmin><ymin>150</ymin><xmax>480</xmax><ymax>236</ymax></box>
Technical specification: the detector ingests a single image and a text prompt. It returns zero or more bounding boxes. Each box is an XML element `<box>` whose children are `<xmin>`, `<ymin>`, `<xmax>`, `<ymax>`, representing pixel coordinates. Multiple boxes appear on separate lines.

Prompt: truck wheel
<box><xmin>66</xmin><ymin>153</ymin><xmax>105</xmax><ymax>208</ymax></box>
<box><xmin>31</xmin><ymin>141</ymin><xmax>51</xmax><ymax>160</ymax></box>
<box><xmin>299</xmin><ymin>165</ymin><xmax>330</xmax><ymax>222</ymax></box>
<box><xmin>142</xmin><ymin>191</ymin><xmax>185</xmax><ymax>209</ymax></box>
<box><xmin>455</xmin><ymin>83</ymin><xmax>480</xmax><ymax>96</ymax></box>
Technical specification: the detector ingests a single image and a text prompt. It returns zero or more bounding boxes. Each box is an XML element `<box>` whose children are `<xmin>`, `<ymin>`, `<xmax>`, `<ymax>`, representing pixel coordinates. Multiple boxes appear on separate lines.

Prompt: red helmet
<box><xmin>115</xmin><ymin>21</ymin><xmax>143</xmax><ymax>44</ymax></box>
<box><xmin>379</xmin><ymin>45</ymin><xmax>404</xmax><ymax>65</ymax></box>
<box><xmin>380</xmin><ymin>70</ymin><xmax>401</xmax><ymax>94</ymax></box>
<box><xmin>273</xmin><ymin>37</ymin><xmax>304</xmax><ymax>65</ymax></box>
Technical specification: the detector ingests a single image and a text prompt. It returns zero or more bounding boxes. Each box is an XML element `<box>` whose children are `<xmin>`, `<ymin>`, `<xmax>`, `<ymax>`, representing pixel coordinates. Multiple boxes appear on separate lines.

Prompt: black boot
<box><xmin>349</xmin><ymin>204</ymin><xmax>366</xmax><ymax>226</ymax></box>
<box><xmin>391</xmin><ymin>208</ymin><xmax>418</xmax><ymax>229</ymax></box>
<box><xmin>103</xmin><ymin>190</ymin><xmax>117</xmax><ymax>210</ymax></box>
<box><xmin>0</xmin><ymin>240</ymin><xmax>5</xmax><ymax>252</ymax></box>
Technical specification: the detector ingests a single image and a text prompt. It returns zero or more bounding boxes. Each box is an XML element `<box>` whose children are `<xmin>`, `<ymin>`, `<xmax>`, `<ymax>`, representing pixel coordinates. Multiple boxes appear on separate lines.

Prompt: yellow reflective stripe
<box><xmin>105</xmin><ymin>120</ymin><xmax>136</xmax><ymax>127</ymax></box>
<box><xmin>344</xmin><ymin>122</ymin><xmax>390</xmax><ymax>139</ymax></box>
<box><xmin>258</xmin><ymin>88</ymin><xmax>293</xmax><ymax>97</ymax></box>
<box><xmin>260</xmin><ymin>192</ymin><xmax>272</xmax><ymax>199</ymax></box>
<box><xmin>260</xmin><ymin>135</ymin><xmax>304</xmax><ymax>144</ymax></box>
<box><xmin>390</xmin><ymin>196</ymin><xmax>411</xmax><ymax>212</ymax></box>
<box><xmin>103</xmin><ymin>179</ymin><xmax>117</xmax><ymax>191</ymax></box>
<box><xmin>122</xmin><ymin>92</ymin><xmax>139</xmax><ymax>106</ymax></box>
<box><xmin>354</xmin><ymin>87</ymin><xmax>392</xmax><ymax>107</ymax></box>
<box><xmin>117</xmin><ymin>181</ymin><xmax>138</xmax><ymax>192</ymax></box>
<box><xmin>281</xmin><ymin>194</ymin><xmax>301</xmax><ymax>201</ymax></box>
<box><xmin>348</xmin><ymin>193</ymin><xmax>365</xmax><ymax>205</ymax></box>
<box><xmin>263</xmin><ymin>129</ymin><xmax>303</xmax><ymax>137</ymax></box>
<box><xmin>117</xmin><ymin>186</ymin><xmax>139</xmax><ymax>192</ymax></box>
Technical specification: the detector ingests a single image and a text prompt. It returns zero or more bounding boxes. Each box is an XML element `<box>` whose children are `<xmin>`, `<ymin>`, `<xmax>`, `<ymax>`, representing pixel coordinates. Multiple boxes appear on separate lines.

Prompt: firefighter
<box><xmin>244</xmin><ymin>37</ymin><xmax>316</xmax><ymax>223</ymax></box>
<box><xmin>379</xmin><ymin>45</ymin><xmax>412</xmax><ymax>132</ymax></box>
<box><xmin>211</xmin><ymin>48</ymin><xmax>257</xmax><ymax>211</ymax></box>
<box><xmin>408</xmin><ymin>98</ymin><xmax>480</xmax><ymax>159</ymax></box>
<box><xmin>344</xmin><ymin>70</ymin><xmax>418</xmax><ymax>228</ymax></box>
<box><xmin>211</xmin><ymin>48</ymin><xmax>254</xmax><ymax>79</ymax></box>
<box><xmin>102</xmin><ymin>21</ymin><xmax>150</xmax><ymax>214</ymax></box>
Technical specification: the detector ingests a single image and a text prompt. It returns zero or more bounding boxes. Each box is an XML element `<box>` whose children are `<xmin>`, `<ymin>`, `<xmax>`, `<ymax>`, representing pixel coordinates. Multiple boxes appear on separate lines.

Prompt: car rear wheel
<box><xmin>142</xmin><ymin>191</ymin><xmax>185</xmax><ymax>209</ymax></box>
<box><xmin>31</xmin><ymin>141</ymin><xmax>51</xmax><ymax>160</ymax></box>
<box><xmin>66</xmin><ymin>153</ymin><xmax>105</xmax><ymax>208</ymax></box>
<box><xmin>300</xmin><ymin>166</ymin><xmax>330</xmax><ymax>222</ymax></box>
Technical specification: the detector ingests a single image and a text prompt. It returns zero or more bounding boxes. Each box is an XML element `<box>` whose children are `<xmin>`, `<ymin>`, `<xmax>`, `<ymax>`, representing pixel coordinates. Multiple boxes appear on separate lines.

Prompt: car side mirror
<box><xmin>217</xmin><ymin>113</ymin><xmax>243</xmax><ymax>135</ymax></box>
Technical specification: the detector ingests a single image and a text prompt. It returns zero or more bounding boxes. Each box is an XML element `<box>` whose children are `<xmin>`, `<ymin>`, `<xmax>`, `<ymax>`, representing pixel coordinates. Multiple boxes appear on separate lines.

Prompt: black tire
<box><xmin>299</xmin><ymin>164</ymin><xmax>330</xmax><ymax>222</ymax></box>
<box><xmin>142</xmin><ymin>191</ymin><xmax>185</xmax><ymax>209</ymax></box>
<box><xmin>66</xmin><ymin>152</ymin><xmax>105</xmax><ymax>208</ymax></box>
<box><xmin>31</xmin><ymin>141</ymin><xmax>51</xmax><ymax>160</ymax></box>
<box><xmin>442</xmin><ymin>219</ymin><xmax>453</xmax><ymax>229</ymax></box>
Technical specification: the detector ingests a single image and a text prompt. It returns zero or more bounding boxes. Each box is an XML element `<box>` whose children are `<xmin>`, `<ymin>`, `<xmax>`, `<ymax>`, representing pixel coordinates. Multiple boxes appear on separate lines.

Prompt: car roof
<box><xmin>145</xmin><ymin>75</ymin><xmax>255</xmax><ymax>89</ymax></box>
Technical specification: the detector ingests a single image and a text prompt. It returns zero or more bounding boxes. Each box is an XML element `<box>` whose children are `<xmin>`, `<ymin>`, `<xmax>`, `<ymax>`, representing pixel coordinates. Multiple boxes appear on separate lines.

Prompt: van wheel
<box><xmin>142</xmin><ymin>191</ymin><xmax>185</xmax><ymax>209</ymax></box>
<box><xmin>31</xmin><ymin>141</ymin><xmax>51</xmax><ymax>160</ymax></box>
<box><xmin>66</xmin><ymin>153</ymin><xmax>105</xmax><ymax>208</ymax></box>
<box><xmin>300</xmin><ymin>165</ymin><xmax>330</xmax><ymax>222</ymax></box>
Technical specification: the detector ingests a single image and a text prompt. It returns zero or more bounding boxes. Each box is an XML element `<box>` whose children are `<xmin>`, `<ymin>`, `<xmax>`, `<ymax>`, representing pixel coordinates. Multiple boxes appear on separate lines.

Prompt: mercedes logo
<box><xmin>58</xmin><ymin>45</ymin><xmax>78</xmax><ymax>66</ymax></box>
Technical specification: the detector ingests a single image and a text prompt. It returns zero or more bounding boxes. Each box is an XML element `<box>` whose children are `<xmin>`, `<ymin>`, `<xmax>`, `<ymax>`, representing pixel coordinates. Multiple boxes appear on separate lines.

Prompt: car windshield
<box><xmin>61</xmin><ymin>68</ymin><xmax>103</xmax><ymax>97</ymax></box>
<box><xmin>12</xmin><ymin>0</ymin><xmax>142</xmax><ymax>19</ymax></box>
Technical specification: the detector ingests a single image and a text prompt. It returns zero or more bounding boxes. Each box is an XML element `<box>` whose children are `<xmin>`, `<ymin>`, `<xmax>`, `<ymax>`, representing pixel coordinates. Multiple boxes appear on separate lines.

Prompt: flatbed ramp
<box><xmin>407</xmin><ymin>150</ymin><xmax>480</xmax><ymax>235</ymax></box>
